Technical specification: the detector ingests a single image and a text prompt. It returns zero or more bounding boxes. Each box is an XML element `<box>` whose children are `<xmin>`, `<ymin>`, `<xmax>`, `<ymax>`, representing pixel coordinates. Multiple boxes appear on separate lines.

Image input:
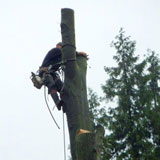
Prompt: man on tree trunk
<box><xmin>31</xmin><ymin>8</ymin><xmax>104</xmax><ymax>160</ymax></box>
<box><xmin>31</xmin><ymin>42</ymin><xmax>87</xmax><ymax>113</ymax></box>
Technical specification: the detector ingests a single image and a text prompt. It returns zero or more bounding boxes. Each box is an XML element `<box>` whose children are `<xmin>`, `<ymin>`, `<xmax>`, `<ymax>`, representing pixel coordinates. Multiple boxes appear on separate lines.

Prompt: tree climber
<box><xmin>31</xmin><ymin>42</ymin><xmax>87</xmax><ymax>112</ymax></box>
<box><xmin>39</xmin><ymin>42</ymin><xmax>64</xmax><ymax>111</ymax></box>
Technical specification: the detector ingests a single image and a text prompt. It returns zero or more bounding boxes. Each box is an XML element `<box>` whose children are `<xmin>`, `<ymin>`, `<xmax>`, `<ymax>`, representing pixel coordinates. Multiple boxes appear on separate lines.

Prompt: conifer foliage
<box><xmin>88</xmin><ymin>29</ymin><xmax>160</xmax><ymax>159</ymax></box>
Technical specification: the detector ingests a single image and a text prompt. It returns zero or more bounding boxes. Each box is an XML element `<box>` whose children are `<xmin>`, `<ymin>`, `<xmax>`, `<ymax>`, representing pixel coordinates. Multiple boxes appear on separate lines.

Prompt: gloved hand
<box><xmin>78</xmin><ymin>51</ymin><xmax>89</xmax><ymax>59</ymax></box>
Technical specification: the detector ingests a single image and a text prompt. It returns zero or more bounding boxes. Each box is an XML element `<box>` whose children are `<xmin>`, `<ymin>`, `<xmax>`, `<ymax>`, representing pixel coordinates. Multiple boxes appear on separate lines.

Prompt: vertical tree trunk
<box><xmin>60</xmin><ymin>8</ymin><xmax>104</xmax><ymax>160</ymax></box>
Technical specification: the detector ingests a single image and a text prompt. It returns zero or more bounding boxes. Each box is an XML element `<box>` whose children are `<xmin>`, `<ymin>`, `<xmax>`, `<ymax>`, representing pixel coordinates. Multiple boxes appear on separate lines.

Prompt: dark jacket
<box><xmin>41</xmin><ymin>48</ymin><xmax>62</xmax><ymax>71</ymax></box>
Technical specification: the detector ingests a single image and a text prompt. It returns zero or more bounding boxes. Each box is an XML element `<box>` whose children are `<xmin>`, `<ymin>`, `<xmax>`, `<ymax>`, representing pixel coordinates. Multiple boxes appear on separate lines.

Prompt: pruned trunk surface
<box><xmin>60</xmin><ymin>8</ymin><xmax>104</xmax><ymax>160</ymax></box>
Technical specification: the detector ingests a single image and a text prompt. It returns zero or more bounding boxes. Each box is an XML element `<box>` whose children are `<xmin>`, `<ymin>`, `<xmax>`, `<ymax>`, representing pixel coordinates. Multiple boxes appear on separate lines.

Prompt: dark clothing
<box><xmin>40</xmin><ymin>47</ymin><xmax>63</xmax><ymax>94</ymax></box>
<box><xmin>41</xmin><ymin>48</ymin><xmax>80</xmax><ymax>70</ymax></box>
<box><xmin>38</xmin><ymin>47</ymin><xmax>65</xmax><ymax>111</ymax></box>
<box><xmin>41</xmin><ymin>47</ymin><xmax>81</xmax><ymax>92</ymax></box>
<box><xmin>41</xmin><ymin>48</ymin><xmax>62</xmax><ymax>71</ymax></box>
<box><xmin>43</xmin><ymin>73</ymin><xmax>63</xmax><ymax>93</ymax></box>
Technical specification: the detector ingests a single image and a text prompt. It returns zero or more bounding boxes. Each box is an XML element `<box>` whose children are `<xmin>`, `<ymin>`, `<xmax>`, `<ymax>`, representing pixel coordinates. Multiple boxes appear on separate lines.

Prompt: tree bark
<box><xmin>60</xmin><ymin>8</ymin><xmax>104</xmax><ymax>160</ymax></box>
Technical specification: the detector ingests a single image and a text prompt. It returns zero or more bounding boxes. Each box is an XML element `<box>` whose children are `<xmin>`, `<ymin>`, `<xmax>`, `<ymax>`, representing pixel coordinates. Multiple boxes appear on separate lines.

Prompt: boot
<box><xmin>51</xmin><ymin>92</ymin><xmax>63</xmax><ymax>111</ymax></box>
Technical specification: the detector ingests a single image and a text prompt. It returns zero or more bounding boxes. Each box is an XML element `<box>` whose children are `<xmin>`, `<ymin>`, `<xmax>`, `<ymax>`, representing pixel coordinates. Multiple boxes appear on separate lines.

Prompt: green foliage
<box><xmin>88</xmin><ymin>88</ymin><xmax>108</xmax><ymax>128</ymax></box>
<box><xmin>88</xmin><ymin>29</ymin><xmax>160</xmax><ymax>160</ymax></box>
<box><xmin>145</xmin><ymin>50</ymin><xmax>160</xmax><ymax>157</ymax></box>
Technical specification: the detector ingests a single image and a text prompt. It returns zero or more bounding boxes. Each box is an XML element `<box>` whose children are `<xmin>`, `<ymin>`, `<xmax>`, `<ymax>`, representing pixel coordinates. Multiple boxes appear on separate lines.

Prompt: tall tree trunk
<box><xmin>60</xmin><ymin>8</ymin><xmax>104</xmax><ymax>160</ymax></box>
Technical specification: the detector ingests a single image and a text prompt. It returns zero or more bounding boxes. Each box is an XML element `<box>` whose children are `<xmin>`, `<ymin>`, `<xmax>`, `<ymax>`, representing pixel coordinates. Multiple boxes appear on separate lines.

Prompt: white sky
<box><xmin>0</xmin><ymin>0</ymin><xmax>160</xmax><ymax>160</ymax></box>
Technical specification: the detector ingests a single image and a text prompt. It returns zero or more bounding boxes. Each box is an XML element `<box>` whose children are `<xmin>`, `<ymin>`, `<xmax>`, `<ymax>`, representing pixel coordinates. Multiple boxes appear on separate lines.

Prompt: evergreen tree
<box><xmin>102</xmin><ymin>29</ymin><xmax>152</xmax><ymax>159</ymax></box>
<box><xmin>146</xmin><ymin>50</ymin><xmax>160</xmax><ymax>158</ymax></box>
<box><xmin>88</xmin><ymin>88</ymin><xmax>109</xmax><ymax>160</ymax></box>
<box><xmin>88</xmin><ymin>29</ymin><xmax>160</xmax><ymax>159</ymax></box>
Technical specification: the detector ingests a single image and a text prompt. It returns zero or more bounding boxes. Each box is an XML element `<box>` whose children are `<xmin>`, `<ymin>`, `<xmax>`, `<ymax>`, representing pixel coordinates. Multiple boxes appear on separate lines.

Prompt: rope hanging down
<box><xmin>61</xmin><ymin>69</ymin><xmax>67</xmax><ymax>160</ymax></box>
<box><xmin>62</xmin><ymin>112</ymin><xmax>66</xmax><ymax>160</ymax></box>
<box><xmin>44</xmin><ymin>86</ymin><xmax>60</xmax><ymax>129</ymax></box>
<box><xmin>44</xmin><ymin>70</ymin><xmax>66</xmax><ymax>160</ymax></box>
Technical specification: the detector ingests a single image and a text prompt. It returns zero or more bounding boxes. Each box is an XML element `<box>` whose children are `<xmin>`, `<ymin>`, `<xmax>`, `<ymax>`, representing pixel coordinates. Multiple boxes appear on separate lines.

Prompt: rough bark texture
<box><xmin>60</xmin><ymin>8</ymin><xmax>104</xmax><ymax>160</ymax></box>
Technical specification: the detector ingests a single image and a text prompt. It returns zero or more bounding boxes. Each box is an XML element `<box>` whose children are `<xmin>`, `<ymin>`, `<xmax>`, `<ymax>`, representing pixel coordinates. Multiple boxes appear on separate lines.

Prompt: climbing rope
<box><xmin>43</xmin><ymin>68</ymin><xmax>67</xmax><ymax>160</ymax></box>
<box><xmin>62</xmin><ymin>112</ymin><xmax>66</xmax><ymax>160</ymax></box>
<box><xmin>44</xmin><ymin>86</ymin><xmax>60</xmax><ymax>129</ymax></box>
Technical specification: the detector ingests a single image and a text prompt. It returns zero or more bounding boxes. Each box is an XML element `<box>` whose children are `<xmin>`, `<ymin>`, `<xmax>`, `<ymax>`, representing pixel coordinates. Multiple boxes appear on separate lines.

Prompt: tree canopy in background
<box><xmin>88</xmin><ymin>29</ymin><xmax>160</xmax><ymax>160</ymax></box>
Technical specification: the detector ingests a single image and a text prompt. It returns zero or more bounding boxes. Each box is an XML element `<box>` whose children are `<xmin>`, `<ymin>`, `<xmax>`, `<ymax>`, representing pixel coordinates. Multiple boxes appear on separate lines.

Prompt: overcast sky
<box><xmin>0</xmin><ymin>0</ymin><xmax>160</xmax><ymax>160</ymax></box>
